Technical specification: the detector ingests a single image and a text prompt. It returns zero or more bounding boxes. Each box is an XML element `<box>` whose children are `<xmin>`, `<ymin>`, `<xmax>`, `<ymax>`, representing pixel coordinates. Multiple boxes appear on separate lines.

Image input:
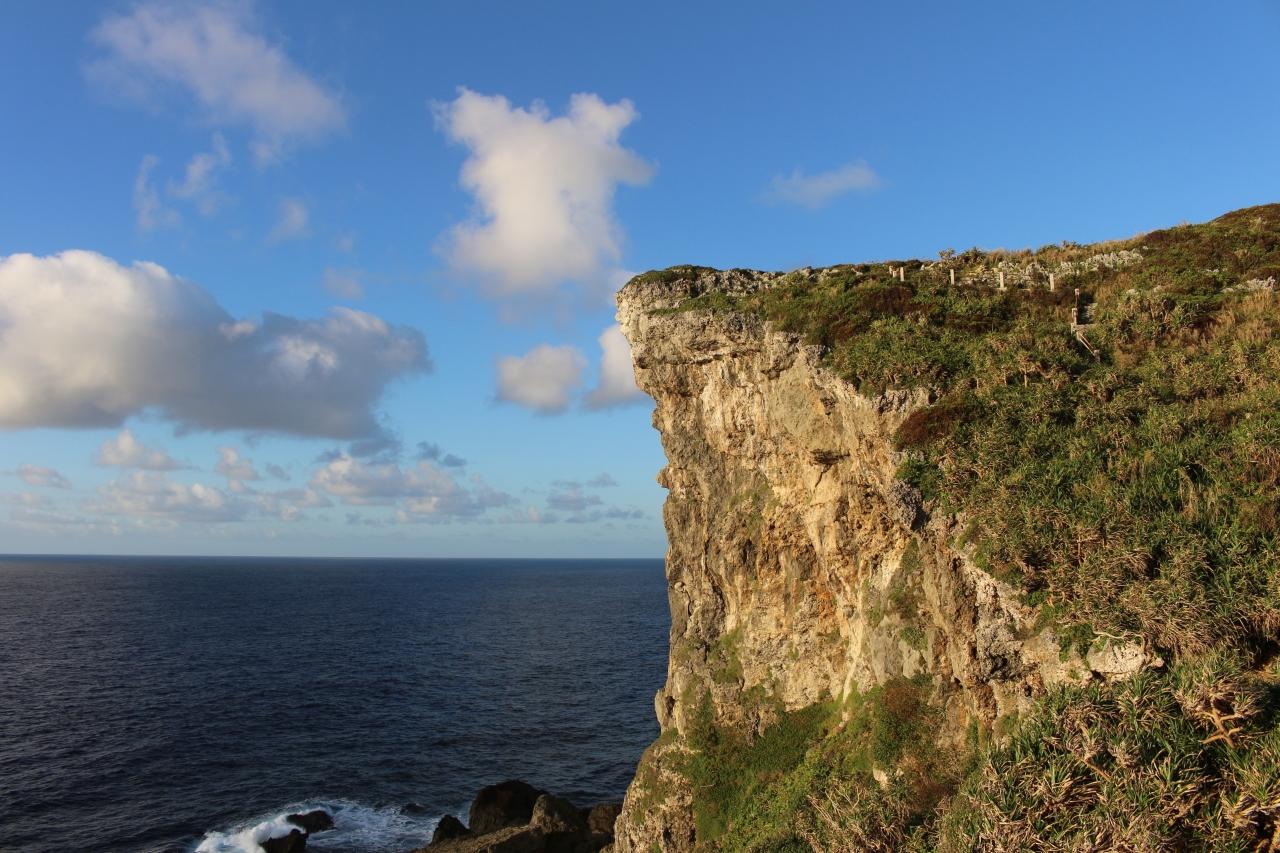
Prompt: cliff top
<box><xmin>625</xmin><ymin>200</ymin><xmax>1280</xmax><ymax>671</ymax></box>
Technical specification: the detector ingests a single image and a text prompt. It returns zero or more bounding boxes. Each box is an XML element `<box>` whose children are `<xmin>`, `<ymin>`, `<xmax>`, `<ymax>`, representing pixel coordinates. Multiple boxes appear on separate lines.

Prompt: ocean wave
<box><xmin>194</xmin><ymin>799</ymin><xmax>445</xmax><ymax>853</ymax></box>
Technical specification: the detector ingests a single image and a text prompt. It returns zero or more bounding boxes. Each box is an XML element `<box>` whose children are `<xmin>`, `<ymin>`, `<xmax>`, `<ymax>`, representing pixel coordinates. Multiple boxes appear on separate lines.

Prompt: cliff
<box><xmin>611</xmin><ymin>206</ymin><xmax>1280</xmax><ymax>851</ymax></box>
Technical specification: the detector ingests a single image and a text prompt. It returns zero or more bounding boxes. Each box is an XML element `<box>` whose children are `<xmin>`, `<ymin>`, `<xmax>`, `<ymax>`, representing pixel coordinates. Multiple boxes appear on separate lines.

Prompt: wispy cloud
<box><xmin>322</xmin><ymin>266</ymin><xmax>365</xmax><ymax>300</ymax></box>
<box><xmin>763</xmin><ymin>160</ymin><xmax>881</xmax><ymax>209</ymax></box>
<box><xmin>269</xmin><ymin>197</ymin><xmax>309</xmax><ymax>242</ymax></box>
<box><xmin>133</xmin><ymin>154</ymin><xmax>180</xmax><ymax>232</ymax></box>
<box><xmin>167</xmin><ymin>132</ymin><xmax>232</xmax><ymax>214</ymax></box>
<box><xmin>13</xmin><ymin>465</ymin><xmax>71</xmax><ymax>490</ymax></box>
<box><xmin>88</xmin><ymin>1</ymin><xmax>345</xmax><ymax>164</ymax></box>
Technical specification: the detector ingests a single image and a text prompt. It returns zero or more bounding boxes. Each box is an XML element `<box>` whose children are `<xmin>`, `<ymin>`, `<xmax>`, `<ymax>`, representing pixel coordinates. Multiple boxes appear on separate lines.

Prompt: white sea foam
<box><xmin>194</xmin><ymin>799</ymin><xmax>444</xmax><ymax>853</ymax></box>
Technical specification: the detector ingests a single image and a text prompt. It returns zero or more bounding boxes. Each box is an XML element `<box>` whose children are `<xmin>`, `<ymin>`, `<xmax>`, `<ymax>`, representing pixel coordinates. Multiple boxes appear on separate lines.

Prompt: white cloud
<box><xmin>269</xmin><ymin>197</ymin><xmax>309</xmax><ymax>242</ymax></box>
<box><xmin>495</xmin><ymin>344</ymin><xmax>586</xmax><ymax>414</ymax></box>
<box><xmin>764</xmin><ymin>160</ymin><xmax>881</xmax><ymax>209</ymax></box>
<box><xmin>215</xmin><ymin>446</ymin><xmax>259</xmax><ymax>486</ymax></box>
<box><xmin>168</xmin><ymin>132</ymin><xmax>232</xmax><ymax>214</ymax></box>
<box><xmin>134</xmin><ymin>154</ymin><xmax>180</xmax><ymax>232</ymax></box>
<box><xmin>310</xmin><ymin>454</ymin><xmax>513</xmax><ymax>521</ymax></box>
<box><xmin>88</xmin><ymin>471</ymin><xmax>247</xmax><ymax>524</ymax></box>
<box><xmin>322</xmin><ymin>266</ymin><xmax>364</xmax><ymax>300</ymax></box>
<box><xmin>435</xmin><ymin>89</ymin><xmax>653</xmax><ymax>304</ymax></box>
<box><xmin>585</xmin><ymin>323</ymin><xmax>648</xmax><ymax>409</ymax></box>
<box><xmin>0</xmin><ymin>251</ymin><xmax>429</xmax><ymax>437</ymax></box>
<box><xmin>14</xmin><ymin>465</ymin><xmax>71</xmax><ymax>489</ymax></box>
<box><xmin>96</xmin><ymin>428</ymin><xmax>183</xmax><ymax>470</ymax></box>
<box><xmin>88</xmin><ymin>1</ymin><xmax>345</xmax><ymax>164</ymax></box>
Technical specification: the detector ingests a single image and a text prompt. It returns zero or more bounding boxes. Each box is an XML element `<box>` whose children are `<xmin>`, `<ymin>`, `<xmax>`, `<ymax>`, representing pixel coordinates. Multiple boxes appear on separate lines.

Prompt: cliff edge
<box><xmin>612</xmin><ymin>206</ymin><xmax>1280</xmax><ymax>851</ymax></box>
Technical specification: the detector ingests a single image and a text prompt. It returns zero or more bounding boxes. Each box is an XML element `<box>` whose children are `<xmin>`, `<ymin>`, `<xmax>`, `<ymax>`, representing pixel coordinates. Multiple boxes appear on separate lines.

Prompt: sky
<box><xmin>1</xmin><ymin>1</ymin><xmax>1278</xmax><ymax>558</ymax></box>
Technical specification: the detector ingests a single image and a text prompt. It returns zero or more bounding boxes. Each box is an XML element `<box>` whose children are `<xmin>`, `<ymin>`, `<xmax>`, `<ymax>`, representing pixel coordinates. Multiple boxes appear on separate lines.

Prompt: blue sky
<box><xmin>1</xmin><ymin>1</ymin><xmax>1277</xmax><ymax>557</ymax></box>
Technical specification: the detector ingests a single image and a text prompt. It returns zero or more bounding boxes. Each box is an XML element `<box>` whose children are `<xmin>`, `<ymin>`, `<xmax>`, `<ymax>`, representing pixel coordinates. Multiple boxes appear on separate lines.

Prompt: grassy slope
<box><xmin>643</xmin><ymin>205</ymin><xmax>1280</xmax><ymax>851</ymax></box>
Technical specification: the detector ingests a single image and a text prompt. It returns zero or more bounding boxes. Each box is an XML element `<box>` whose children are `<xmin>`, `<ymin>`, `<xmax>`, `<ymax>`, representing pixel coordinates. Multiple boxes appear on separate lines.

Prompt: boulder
<box><xmin>530</xmin><ymin>794</ymin><xmax>588</xmax><ymax>835</ymax></box>
<box><xmin>468</xmin><ymin>780</ymin><xmax>545</xmax><ymax>835</ymax></box>
<box><xmin>286</xmin><ymin>810</ymin><xmax>334</xmax><ymax>834</ymax></box>
<box><xmin>261</xmin><ymin>829</ymin><xmax>307</xmax><ymax>853</ymax></box>
<box><xmin>432</xmin><ymin>814</ymin><xmax>471</xmax><ymax>843</ymax></box>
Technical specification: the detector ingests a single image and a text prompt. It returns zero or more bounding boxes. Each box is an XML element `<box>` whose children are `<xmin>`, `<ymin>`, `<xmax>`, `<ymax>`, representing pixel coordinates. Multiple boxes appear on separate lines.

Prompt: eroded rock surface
<box><xmin>611</xmin><ymin>269</ymin><xmax>1118</xmax><ymax>851</ymax></box>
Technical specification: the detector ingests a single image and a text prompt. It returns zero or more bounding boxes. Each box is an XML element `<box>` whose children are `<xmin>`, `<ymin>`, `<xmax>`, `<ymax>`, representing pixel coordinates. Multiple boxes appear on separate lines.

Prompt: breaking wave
<box><xmin>194</xmin><ymin>799</ymin><xmax>447</xmax><ymax>853</ymax></box>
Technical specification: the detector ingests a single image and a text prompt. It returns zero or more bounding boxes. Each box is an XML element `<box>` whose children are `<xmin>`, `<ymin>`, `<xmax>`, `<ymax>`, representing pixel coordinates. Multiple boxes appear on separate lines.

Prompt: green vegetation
<box><xmin>653</xmin><ymin>205</ymin><xmax>1280</xmax><ymax>850</ymax></box>
<box><xmin>678</xmin><ymin>677</ymin><xmax>961</xmax><ymax>852</ymax></box>
<box><xmin>935</xmin><ymin>656</ymin><xmax>1280</xmax><ymax>852</ymax></box>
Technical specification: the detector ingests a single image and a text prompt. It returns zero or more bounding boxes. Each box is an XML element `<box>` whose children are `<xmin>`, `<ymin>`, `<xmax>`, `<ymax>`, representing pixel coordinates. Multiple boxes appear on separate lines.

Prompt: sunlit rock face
<box><xmin>612</xmin><ymin>269</ymin><xmax>1092</xmax><ymax>852</ymax></box>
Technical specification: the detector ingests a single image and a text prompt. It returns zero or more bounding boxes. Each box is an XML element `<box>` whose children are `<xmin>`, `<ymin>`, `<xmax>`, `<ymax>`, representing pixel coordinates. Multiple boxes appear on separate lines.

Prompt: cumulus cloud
<box><xmin>14</xmin><ymin>465</ymin><xmax>71</xmax><ymax>489</ymax></box>
<box><xmin>269</xmin><ymin>197</ymin><xmax>309</xmax><ymax>242</ymax></box>
<box><xmin>310</xmin><ymin>454</ymin><xmax>513</xmax><ymax>522</ymax></box>
<box><xmin>168</xmin><ymin>132</ymin><xmax>232</xmax><ymax>214</ymax></box>
<box><xmin>88</xmin><ymin>471</ymin><xmax>247</xmax><ymax>524</ymax></box>
<box><xmin>0</xmin><ymin>251</ymin><xmax>429</xmax><ymax>437</ymax></box>
<box><xmin>265</xmin><ymin>462</ymin><xmax>290</xmax><ymax>481</ymax></box>
<box><xmin>585</xmin><ymin>324</ymin><xmax>648</xmax><ymax>409</ymax></box>
<box><xmin>134</xmin><ymin>154</ymin><xmax>180</xmax><ymax>232</ymax></box>
<box><xmin>96</xmin><ymin>429</ymin><xmax>183</xmax><ymax>470</ymax></box>
<box><xmin>495</xmin><ymin>344</ymin><xmax>586</xmax><ymax>414</ymax></box>
<box><xmin>763</xmin><ymin>160</ymin><xmax>881</xmax><ymax>209</ymax></box>
<box><xmin>88</xmin><ymin>1</ymin><xmax>345</xmax><ymax>164</ymax></box>
<box><xmin>587</xmin><ymin>472</ymin><xmax>617</xmax><ymax>487</ymax></box>
<box><xmin>435</xmin><ymin>89</ymin><xmax>653</xmax><ymax>304</ymax></box>
<box><xmin>215</xmin><ymin>446</ymin><xmax>259</xmax><ymax>487</ymax></box>
<box><xmin>322</xmin><ymin>266</ymin><xmax>364</xmax><ymax>300</ymax></box>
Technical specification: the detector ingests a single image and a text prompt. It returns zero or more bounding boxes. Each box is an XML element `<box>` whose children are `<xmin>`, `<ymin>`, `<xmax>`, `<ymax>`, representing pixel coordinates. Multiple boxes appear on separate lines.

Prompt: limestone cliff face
<box><xmin>612</xmin><ymin>268</ymin><xmax>1130</xmax><ymax>852</ymax></box>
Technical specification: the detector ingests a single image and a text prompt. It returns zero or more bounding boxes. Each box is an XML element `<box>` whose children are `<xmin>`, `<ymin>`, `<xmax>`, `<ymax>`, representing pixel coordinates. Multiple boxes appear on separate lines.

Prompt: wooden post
<box><xmin>949</xmin><ymin>268</ymin><xmax>956</xmax><ymax>286</ymax></box>
<box><xmin>899</xmin><ymin>267</ymin><xmax>905</xmax><ymax>282</ymax></box>
<box><xmin>998</xmin><ymin>271</ymin><xmax>1006</xmax><ymax>291</ymax></box>
<box><xmin>1049</xmin><ymin>273</ymin><xmax>1056</xmax><ymax>292</ymax></box>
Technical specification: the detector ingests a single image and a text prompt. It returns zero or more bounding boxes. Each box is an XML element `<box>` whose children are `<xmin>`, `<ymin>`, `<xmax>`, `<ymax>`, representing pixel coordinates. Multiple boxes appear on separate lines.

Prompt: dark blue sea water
<box><xmin>0</xmin><ymin>556</ymin><xmax>669</xmax><ymax>853</ymax></box>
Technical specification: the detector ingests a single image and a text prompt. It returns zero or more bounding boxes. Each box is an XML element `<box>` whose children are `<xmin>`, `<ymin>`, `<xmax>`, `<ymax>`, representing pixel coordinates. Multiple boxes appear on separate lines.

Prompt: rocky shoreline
<box><xmin>260</xmin><ymin>782</ymin><xmax>621</xmax><ymax>853</ymax></box>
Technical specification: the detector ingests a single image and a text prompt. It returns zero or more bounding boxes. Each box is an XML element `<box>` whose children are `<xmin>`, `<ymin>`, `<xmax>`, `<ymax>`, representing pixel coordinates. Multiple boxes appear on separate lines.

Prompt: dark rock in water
<box><xmin>432</xmin><ymin>814</ymin><xmax>471</xmax><ymax>843</ymax></box>
<box><xmin>585</xmin><ymin>803</ymin><xmax>621</xmax><ymax>837</ymax></box>
<box><xmin>404</xmin><ymin>802</ymin><xmax>432</xmax><ymax>815</ymax></box>
<box><xmin>286</xmin><ymin>809</ymin><xmax>334</xmax><ymax>834</ymax></box>
<box><xmin>416</xmin><ymin>783</ymin><xmax>618</xmax><ymax>853</ymax></box>
<box><xmin>261</xmin><ymin>829</ymin><xmax>307</xmax><ymax>853</ymax></box>
<box><xmin>468</xmin><ymin>780</ymin><xmax>545</xmax><ymax>835</ymax></box>
<box><xmin>257</xmin><ymin>808</ymin><xmax>333</xmax><ymax>853</ymax></box>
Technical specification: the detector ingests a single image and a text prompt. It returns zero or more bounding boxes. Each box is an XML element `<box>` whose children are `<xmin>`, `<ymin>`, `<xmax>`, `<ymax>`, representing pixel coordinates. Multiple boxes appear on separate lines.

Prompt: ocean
<box><xmin>0</xmin><ymin>556</ymin><xmax>669</xmax><ymax>852</ymax></box>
